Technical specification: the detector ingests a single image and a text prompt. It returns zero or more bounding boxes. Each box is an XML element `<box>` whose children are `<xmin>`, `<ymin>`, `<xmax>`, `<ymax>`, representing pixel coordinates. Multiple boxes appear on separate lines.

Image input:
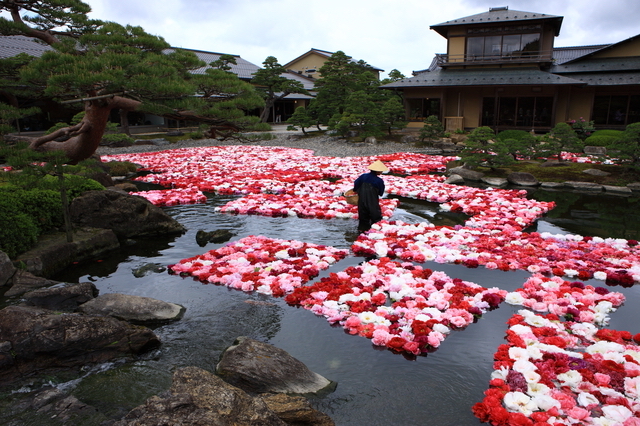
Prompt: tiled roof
<box><xmin>431</xmin><ymin>8</ymin><xmax>563</xmax><ymax>37</ymax></box>
<box><xmin>554</xmin><ymin>72</ymin><xmax>640</xmax><ymax>86</ymax></box>
<box><xmin>164</xmin><ymin>48</ymin><xmax>260</xmax><ymax>80</ymax></box>
<box><xmin>552</xmin><ymin>57</ymin><xmax>640</xmax><ymax>74</ymax></box>
<box><xmin>552</xmin><ymin>44</ymin><xmax>611</xmax><ymax>65</ymax></box>
<box><xmin>0</xmin><ymin>36</ymin><xmax>261</xmax><ymax>81</ymax></box>
<box><xmin>0</xmin><ymin>35</ymin><xmax>54</xmax><ymax>59</ymax></box>
<box><xmin>382</xmin><ymin>67</ymin><xmax>584</xmax><ymax>88</ymax></box>
<box><xmin>281</xmin><ymin>70</ymin><xmax>317</xmax><ymax>91</ymax></box>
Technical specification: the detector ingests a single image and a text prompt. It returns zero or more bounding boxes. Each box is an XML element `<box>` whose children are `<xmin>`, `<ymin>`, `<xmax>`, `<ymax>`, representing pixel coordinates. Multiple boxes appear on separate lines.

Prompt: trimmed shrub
<box><xmin>583</xmin><ymin>135</ymin><xmax>619</xmax><ymax>147</ymax></box>
<box><xmin>104</xmin><ymin>161</ymin><xmax>138</xmax><ymax>176</ymax></box>
<box><xmin>39</xmin><ymin>174</ymin><xmax>105</xmax><ymax>200</ymax></box>
<box><xmin>0</xmin><ymin>187</ymin><xmax>63</xmax><ymax>233</ymax></box>
<box><xmin>496</xmin><ymin>130</ymin><xmax>532</xmax><ymax>142</ymax></box>
<box><xmin>0</xmin><ymin>191</ymin><xmax>46</xmax><ymax>258</ymax></box>
<box><xmin>102</xmin><ymin>133</ymin><xmax>135</xmax><ymax>147</ymax></box>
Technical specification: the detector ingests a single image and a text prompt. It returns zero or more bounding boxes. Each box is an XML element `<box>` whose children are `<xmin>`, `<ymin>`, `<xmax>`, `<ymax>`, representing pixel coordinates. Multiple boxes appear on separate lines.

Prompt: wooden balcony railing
<box><xmin>436</xmin><ymin>51</ymin><xmax>554</xmax><ymax>67</ymax></box>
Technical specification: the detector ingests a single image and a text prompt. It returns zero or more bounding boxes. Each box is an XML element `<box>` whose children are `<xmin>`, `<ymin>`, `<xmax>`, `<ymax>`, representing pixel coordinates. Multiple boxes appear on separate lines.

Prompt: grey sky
<box><xmin>70</xmin><ymin>0</ymin><xmax>640</xmax><ymax>77</ymax></box>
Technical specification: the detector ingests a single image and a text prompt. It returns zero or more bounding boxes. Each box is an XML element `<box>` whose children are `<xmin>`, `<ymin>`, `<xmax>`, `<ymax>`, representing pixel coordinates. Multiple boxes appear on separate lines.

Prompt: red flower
<box><xmin>387</xmin><ymin>336</ymin><xmax>407</xmax><ymax>351</ymax></box>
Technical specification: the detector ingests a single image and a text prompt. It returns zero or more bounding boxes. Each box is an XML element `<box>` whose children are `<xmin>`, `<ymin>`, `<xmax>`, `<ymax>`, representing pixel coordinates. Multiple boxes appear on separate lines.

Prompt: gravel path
<box><xmin>96</xmin><ymin>133</ymin><xmax>443</xmax><ymax>159</ymax></box>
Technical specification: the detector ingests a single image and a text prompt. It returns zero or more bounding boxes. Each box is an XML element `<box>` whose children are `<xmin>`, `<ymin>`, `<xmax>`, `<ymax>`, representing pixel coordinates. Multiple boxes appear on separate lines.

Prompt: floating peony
<box><xmin>352</xmin><ymin>221</ymin><xmax>640</xmax><ymax>285</ymax></box>
<box><xmin>505</xmin><ymin>274</ymin><xmax>625</xmax><ymax>326</ymax></box>
<box><xmin>214</xmin><ymin>193</ymin><xmax>399</xmax><ymax>220</ymax></box>
<box><xmin>473</xmin><ymin>310</ymin><xmax>640</xmax><ymax>425</ymax></box>
<box><xmin>284</xmin><ymin>257</ymin><xmax>507</xmax><ymax>356</ymax></box>
<box><xmin>130</xmin><ymin>187</ymin><xmax>207</xmax><ymax>206</ymax></box>
<box><xmin>168</xmin><ymin>235</ymin><xmax>349</xmax><ymax>297</ymax></box>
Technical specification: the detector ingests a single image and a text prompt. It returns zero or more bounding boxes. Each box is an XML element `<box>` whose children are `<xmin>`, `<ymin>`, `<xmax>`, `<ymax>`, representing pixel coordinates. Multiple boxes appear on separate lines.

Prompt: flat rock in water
<box><xmin>23</xmin><ymin>282</ymin><xmax>98</xmax><ymax>311</ymax></box>
<box><xmin>113</xmin><ymin>366</ymin><xmax>287</xmax><ymax>426</ymax></box>
<box><xmin>216</xmin><ymin>336</ymin><xmax>332</xmax><ymax>395</ymax></box>
<box><xmin>448</xmin><ymin>166</ymin><xmax>484</xmax><ymax>181</ymax></box>
<box><xmin>564</xmin><ymin>181</ymin><xmax>603</xmax><ymax>191</ymax></box>
<box><xmin>79</xmin><ymin>293</ymin><xmax>185</xmax><ymax>325</ymax></box>
<box><xmin>507</xmin><ymin>172</ymin><xmax>539</xmax><ymax>186</ymax></box>
<box><xmin>481</xmin><ymin>177</ymin><xmax>508</xmax><ymax>187</ymax></box>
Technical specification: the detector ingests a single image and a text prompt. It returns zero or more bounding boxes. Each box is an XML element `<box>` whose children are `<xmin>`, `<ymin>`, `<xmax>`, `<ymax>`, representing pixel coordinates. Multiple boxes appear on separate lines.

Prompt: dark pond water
<box><xmin>3</xmin><ymin>186</ymin><xmax>640</xmax><ymax>426</ymax></box>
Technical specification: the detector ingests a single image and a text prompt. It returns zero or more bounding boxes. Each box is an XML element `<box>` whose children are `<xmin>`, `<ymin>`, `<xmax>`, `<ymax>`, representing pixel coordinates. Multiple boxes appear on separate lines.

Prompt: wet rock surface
<box><xmin>78</xmin><ymin>293</ymin><xmax>185</xmax><ymax>325</ymax></box>
<box><xmin>216</xmin><ymin>336</ymin><xmax>333</xmax><ymax>395</ymax></box>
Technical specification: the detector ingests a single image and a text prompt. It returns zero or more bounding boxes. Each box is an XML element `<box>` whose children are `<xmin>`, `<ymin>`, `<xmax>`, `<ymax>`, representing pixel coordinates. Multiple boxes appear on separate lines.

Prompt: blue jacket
<box><xmin>354</xmin><ymin>171</ymin><xmax>384</xmax><ymax>196</ymax></box>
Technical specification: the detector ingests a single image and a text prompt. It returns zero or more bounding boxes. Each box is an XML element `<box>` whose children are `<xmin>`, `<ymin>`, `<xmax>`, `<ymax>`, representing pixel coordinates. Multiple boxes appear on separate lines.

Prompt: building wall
<box><xmin>591</xmin><ymin>38</ymin><xmax>640</xmax><ymax>58</ymax></box>
<box><xmin>286</xmin><ymin>53</ymin><xmax>327</xmax><ymax>77</ymax></box>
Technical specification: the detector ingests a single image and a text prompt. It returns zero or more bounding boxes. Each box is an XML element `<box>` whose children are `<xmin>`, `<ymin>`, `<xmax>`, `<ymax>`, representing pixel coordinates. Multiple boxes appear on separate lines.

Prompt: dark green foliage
<box><xmin>460</xmin><ymin>126</ymin><xmax>527</xmax><ymax>169</ymax></box>
<box><xmin>535</xmin><ymin>122</ymin><xmax>581</xmax><ymax>161</ymax></box>
<box><xmin>496</xmin><ymin>130</ymin><xmax>532</xmax><ymax>142</ymax></box>
<box><xmin>251</xmin><ymin>56</ymin><xmax>309</xmax><ymax>122</ymax></box>
<box><xmin>569</xmin><ymin>117</ymin><xmax>595</xmax><ymax>140</ymax></box>
<box><xmin>610</xmin><ymin>123</ymin><xmax>640</xmax><ymax>164</ymax></box>
<box><xmin>0</xmin><ymin>187</ymin><xmax>65</xmax><ymax>258</ymax></box>
<box><xmin>104</xmin><ymin>161</ymin><xmax>138</xmax><ymax>176</ymax></box>
<box><xmin>39</xmin><ymin>174</ymin><xmax>104</xmax><ymax>200</ymax></box>
<box><xmin>419</xmin><ymin>115</ymin><xmax>444</xmax><ymax>144</ymax></box>
<box><xmin>102</xmin><ymin>133</ymin><xmax>135</xmax><ymax>146</ymax></box>
<box><xmin>286</xmin><ymin>106</ymin><xmax>314</xmax><ymax>135</ymax></box>
<box><xmin>584</xmin><ymin>130</ymin><xmax>624</xmax><ymax>147</ymax></box>
<box><xmin>329</xmin><ymin>90</ymin><xmax>384</xmax><ymax>138</ymax></box>
<box><xmin>380</xmin><ymin>97</ymin><xmax>407</xmax><ymax>135</ymax></box>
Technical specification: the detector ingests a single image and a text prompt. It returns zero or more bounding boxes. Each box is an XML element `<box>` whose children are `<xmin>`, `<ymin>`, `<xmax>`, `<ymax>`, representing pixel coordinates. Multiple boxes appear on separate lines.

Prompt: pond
<box><xmin>3</xmin><ymin>186</ymin><xmax>640</xmax><ymax>426</ymax></box>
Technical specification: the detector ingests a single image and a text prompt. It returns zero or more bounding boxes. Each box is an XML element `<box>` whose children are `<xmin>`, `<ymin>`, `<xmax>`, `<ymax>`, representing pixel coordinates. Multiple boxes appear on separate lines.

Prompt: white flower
<box><xmin>358</xmin><ymin>311</ymin><xmax>379</xmax><ymax>324</ymax></box>
<box><xmin>593</xmin><ymin>271</ymin><xmax>608</xmax><ymax>280</ymax></box>
<box><xmin>508</xmin><ymin>347</ymin><xmax>529</xmax><ymax>362</ymax></box>
<box><xmin>503</xmin><ymin>392</ymin><xmax>538</xmax><ymax>416</ymax></box>
<box><xmin>274</xmin><ymin>250</ymin><xmax>290</xmax><ymax>259</ymax></box>
<box><xmin>491</xmin><ymin>366</ymin><xmax>510</xmax><ymax>381</ymax></box>
<box><xmin>577</xmin><ymin>392</ymin><xmax>599</xmax><ymax>407</ymax></box>
<box><xmin>505</xmin><ymin>292</ymin><xmax>525</xmax><ymax>305</ymax></box>
<box><xmin>526</xmin><ymin>382</ymin><xmax>550</xmax><ymax>397</ymax></box>
<box><xmin>432</xmin><ymin>323</ymin><xmax>450</xmax><ymax>335</ymax></box>
<box><xmin>531</xmin><ymin>394</ymin><xmax>560</xmax><ymax>411</ymax></box>
<box><xmin>602</xmin><ymin>404</ymin><xmax>633</xmax><ymax>422</ymax></box>
<box><xmin>586</xmin><ymin>341</ymin><xmax>625</xmax><ymax>355</ymax></box>
<box><xmin>557</xmin><ymin>370</ymin><xmax>583</xmax><ymax>390</ymax></box>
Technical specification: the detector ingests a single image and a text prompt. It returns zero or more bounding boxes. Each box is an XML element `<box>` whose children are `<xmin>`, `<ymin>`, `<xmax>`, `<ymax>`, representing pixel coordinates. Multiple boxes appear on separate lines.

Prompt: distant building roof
<box><xmin>552</xmin><ymin>44</ymin><xmax>611</xmax><ymax>65</ymax></box>
<box><xmin>283</xmin><ymin>48</ymin><xmax>384</xmax><ymax>72</ymax></box>
<box><xmin>0</xmin><ymin>35</ymin><xmax>261</xmax><ymax>81</ymax></box>
<box><xmin>0</xmin><ymin>35</ymin><xmax>54</xmax><ymax>58</ymax></box>
<box><xmin>430</xmin><ymin>7</ymin><xmax>563</xmax><ymax>37</ymax></box>
<box><xmin>383</xmin><ymin>67</ymin><xmax>584</xmax><ymax>88</ymax></box>
<box><xmin>164</xmin><ymin>48</ymin><xmax>260</xmax><ymax>80</ymax></box>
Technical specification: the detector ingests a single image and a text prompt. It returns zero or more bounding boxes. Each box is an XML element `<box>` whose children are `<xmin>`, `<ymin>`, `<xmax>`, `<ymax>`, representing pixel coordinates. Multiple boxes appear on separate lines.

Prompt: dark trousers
<box><xmin>357</xmin><ymin>182</ymin><xmax>382</xmax><ymax>232</ymax></box>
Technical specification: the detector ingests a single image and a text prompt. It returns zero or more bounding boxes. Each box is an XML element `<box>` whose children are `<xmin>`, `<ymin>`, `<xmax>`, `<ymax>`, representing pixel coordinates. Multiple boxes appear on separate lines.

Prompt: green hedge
<box><xmin>496</xmin><ymin>130</ymin><xmax>533</xmax><ymax>142</ymax></box>
<box><xmin>39</xmin><ymin>174</ymin><xmax>105</xmax><ymax>200</ymax></box>
<box><xmin>0</xmin><ymin>189</ymin><xmax>61</xmax><ymax>258</ymax></box>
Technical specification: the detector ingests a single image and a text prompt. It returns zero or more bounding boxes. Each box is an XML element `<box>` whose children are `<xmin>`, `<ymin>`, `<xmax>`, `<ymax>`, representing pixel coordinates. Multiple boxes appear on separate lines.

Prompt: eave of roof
<box><xmin>0</xmin><ymin>35</ymin><xmax>54</xmax><ymax>59</ymax></box>
<box><xmin>283</xmin><ymin>48</ymin><xmax>384</xmax><ymax>72</ymax></box>
<box><xmin>430</xmin><ymin>8</ymin><xmax>563</xmax><ymax>37</ymax></box>
<box><xmin>552</xmin><ymin>72</ymin><xmax>640</xmax><ymax>86</ymax></box>
<box><xmin>381</xmin><ymin>68</ymin><xmax>584</xmax><ymax>88</ymax></box>
<box><xmin>561</xmin><ymin>33</ymin><xmax>640</xmax><ymax>64</ymax></box>
<box><xmin>165</xmin><ymin>48</ymin><xmax>260</xmax><ymax>80</ymax></box>
<box><xmin>552</xmin><ymin>57</ymin><xmax>640</xmax><ymax>74</ymax></box>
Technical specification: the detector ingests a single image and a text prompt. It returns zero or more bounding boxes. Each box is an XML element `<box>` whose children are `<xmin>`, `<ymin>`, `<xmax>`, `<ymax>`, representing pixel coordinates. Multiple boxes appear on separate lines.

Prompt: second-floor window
<box><xmin>466</xmin><ymin>33</ymin><xmax>540</xmax><ymax>59</ymax></box>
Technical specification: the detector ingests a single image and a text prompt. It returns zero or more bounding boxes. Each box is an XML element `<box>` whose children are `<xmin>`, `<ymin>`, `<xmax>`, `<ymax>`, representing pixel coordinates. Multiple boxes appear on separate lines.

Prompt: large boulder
<box><xmin>23</xmin><ymin>282</ymin><xmax>98</xmax><ymax>312</ymax></box>
<box><xmin>114</xmin><ymin>366</ymin><xmax>287</xmax><ymax>426</ymax></box>
<box><xmin>3</xmin><ymin>270</ymin><xmax>61</xmax><ymax>298</ymax></box>
<box><xmin>69</xmin><ymin>190</ymin><xmax>186</xmax><ymax>238</ymax></box>
<box><xmin>258</xmin><ymin>393</ymin><xmax>335</xmax><ymax>426</ymax></box>
<box><xmin>507</xmin><ymin>172</ymin><xmax>539</xmax><ymax>186</ymax></box>
<box><xmin>78</xmin><ymin>293</ymin><xmax>185</xmax><ymax>325</ymax></box>
<box><xmin>0</xmin><ymin>305</ymin><xmax>160</xmax><ymax>383</ymax></box>
<box><xmin>447</xmin><ymin>166</ymin><xmax>484</xmax><ymax>182</ymax></box>
<box><xmin>0</xmin><ymin>251</ymin><xmax>15</xmax><ymax>287</ymax></box>
<box><xmin>216</xmin><ymin>336</ymin><xmax>333</xmax><ymax>395</ymax></box>
<box><xmin>14</xmin><ymin>227</ymin><xmax>120</xmax><ymax>278</ymax></box>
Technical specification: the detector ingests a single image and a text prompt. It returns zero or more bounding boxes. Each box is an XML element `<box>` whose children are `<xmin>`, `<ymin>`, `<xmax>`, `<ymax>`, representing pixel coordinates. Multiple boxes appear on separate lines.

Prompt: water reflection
<box><xmin>7</xmin><ymin>185</ymin><xmax>640</xmax><ymax>426</ymax></box>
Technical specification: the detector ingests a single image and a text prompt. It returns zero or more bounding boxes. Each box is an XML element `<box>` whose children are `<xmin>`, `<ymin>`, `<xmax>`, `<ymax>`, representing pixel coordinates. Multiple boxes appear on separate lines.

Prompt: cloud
<box><xmin>37</xmin><ymin>0</ymin><xmax>640</xmax><ymax>77</ymax></box>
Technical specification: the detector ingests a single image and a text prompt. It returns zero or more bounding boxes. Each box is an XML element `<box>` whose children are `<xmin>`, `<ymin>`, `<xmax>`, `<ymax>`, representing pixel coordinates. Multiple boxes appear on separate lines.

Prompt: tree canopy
<box><xmin>0</xmin><ymin>0</ymin><xmax>264</xmax><ymax>162</ymax></box>
<box><xmin>251</xmin><ymin>56</ymin><xmax>309</xmax><ymax>122</ymax></box>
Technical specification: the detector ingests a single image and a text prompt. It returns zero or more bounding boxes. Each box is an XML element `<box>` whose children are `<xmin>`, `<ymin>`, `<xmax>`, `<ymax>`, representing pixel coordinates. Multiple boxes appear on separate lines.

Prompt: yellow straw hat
<box><xmin>368</xmin><ymin>160</ymin><xmax>389</xmax><ymax>172</ymax></box>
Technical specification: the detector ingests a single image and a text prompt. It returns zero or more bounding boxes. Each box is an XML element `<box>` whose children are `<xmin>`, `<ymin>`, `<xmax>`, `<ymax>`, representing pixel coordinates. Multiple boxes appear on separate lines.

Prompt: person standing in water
<box><xmin>353</xmin><ymin>160</ymin><xmax>388</xmax><ymax>232</ymax></box>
